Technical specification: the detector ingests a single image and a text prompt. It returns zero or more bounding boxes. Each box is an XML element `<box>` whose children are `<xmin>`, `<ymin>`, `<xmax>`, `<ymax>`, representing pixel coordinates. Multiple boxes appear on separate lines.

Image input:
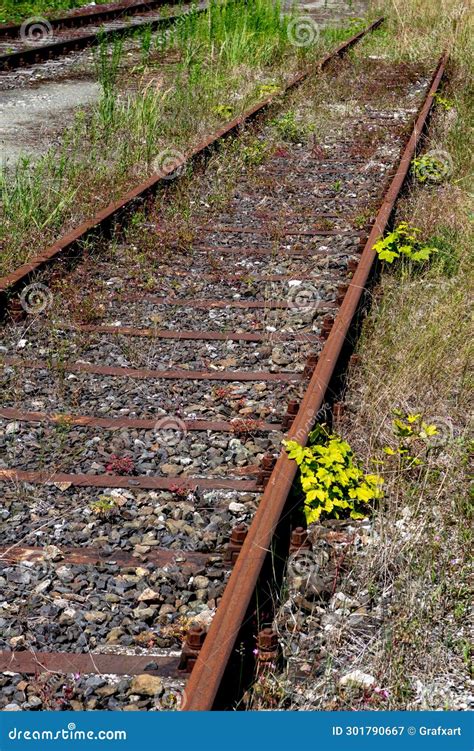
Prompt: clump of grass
<box><xmin>357</xmin><ymin>0</ymin><xmax>473</xmax><ymax>66</ymax></box>
<box><xmin>169</xmin><ymin>0</ymin><xmax>292</xmax><ymax>67</ymax></box>
<box><xmin>271</xmin><ymin>110</ymin><xmax>314</xmax><ymax>142</ymax></box>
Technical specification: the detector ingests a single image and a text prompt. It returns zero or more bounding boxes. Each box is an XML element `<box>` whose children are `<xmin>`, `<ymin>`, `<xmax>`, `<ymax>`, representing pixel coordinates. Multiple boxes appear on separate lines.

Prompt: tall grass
<box><xmin>170</xmin><ymin>0</ymin><xmax>290</xmax><ymax>66</ymax></box>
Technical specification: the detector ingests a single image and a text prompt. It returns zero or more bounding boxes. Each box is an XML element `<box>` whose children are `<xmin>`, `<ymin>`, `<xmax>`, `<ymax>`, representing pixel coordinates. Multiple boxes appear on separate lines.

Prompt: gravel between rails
<box><xmin>0</xmin><ymin>419</ymin><xmax>283</xmax><ymax>478</ymax></box>
<box><xmin>0</xmin><ymin>367</ymin><xmax>301</xmax><ymax>422</ymax></box>
<box><xmin>0</xmin><ymin>325</ymin><xmax>320</xmax><ymax>372</ymax></box>
<box><xmin>0</xmin><ymin>58</ymin><xmax>433</xmax><ymax>710</ymax></box>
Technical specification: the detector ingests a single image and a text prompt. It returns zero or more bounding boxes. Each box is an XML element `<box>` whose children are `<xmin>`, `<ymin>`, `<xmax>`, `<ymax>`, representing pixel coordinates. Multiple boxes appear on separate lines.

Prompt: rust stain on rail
<box><xmin>0</xmin><ymin>408</ymin><xmax>282</xmax><ymax>433</ymax></box>
<box><xmin>1</xmin><ymin>358</ymin><xmax>302</xmax><ymax>383</ymax></box>
<box><xmin>0</xmin><ymin>468</ymin><xmax>261</xmax><ymax>491</ymax></box>
<box><xmin>0</xmin><ymin>544</ymin><xmax>217</xmax><ymax>573</ymax></box>
<box><xmin>0</xmin><ymin>650</ymin><xmax>180</xmax><ymax>678</ymax></box>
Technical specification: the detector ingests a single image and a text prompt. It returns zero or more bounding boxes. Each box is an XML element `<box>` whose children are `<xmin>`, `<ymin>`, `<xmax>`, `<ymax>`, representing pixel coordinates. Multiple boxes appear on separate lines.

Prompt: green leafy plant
<box><xmin>213</xmin><ymin>104</ymin><xmax>234</xmax><ymax>120</ymax></box>
<box><xmin>434</xmin><ymin>93</ymin><xmax>454</xmax><ymax>110</ymax></box>
<box><xmin>373</xmin><ymin>222</ymin><xmax>437</xmax><ymax>264</ymax></box>
<box><xmin>257</xmin><ymin>83</ymin><xmax>280</xmax><ymax>98</ymax></box>
<box><xmin>382</xmin><ymin>410</ymin><xmax>439</xmax><ymax>467</ymax></box>
<box><xmin>411</xmin><ymin>154</ymin><xmax>451</xmax><ymax>183</ymax></box>
<box><xmin>271</xmin><ymin>111</ymin><xmax>312</xmax><ymax>142</ymax></box>
<box><xmin>284</xmin><ymin>425</ymin><xmax>383</xmax><ymax>523</ymax></box>
<box><xmin>241</xmin><ymin>139</ymin><xmax>269</xmax><ymax>165</ymax></box>
<box><xmin>90</xmin><ymin>495</ymin><xmax>118</xmax><ymax>517</ymax></box>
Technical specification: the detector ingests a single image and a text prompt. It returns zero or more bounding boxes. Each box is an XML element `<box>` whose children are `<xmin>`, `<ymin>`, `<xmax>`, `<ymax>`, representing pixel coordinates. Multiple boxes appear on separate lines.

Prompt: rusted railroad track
<box><xmin>0</xmin><ymin>26</ymin><xmax>447</xmax><ymax>710</ymax></box>
<box><xmin>0</xmin><ymin>0</ymin><xmax>192</xmax><ymax>72</ymax></box>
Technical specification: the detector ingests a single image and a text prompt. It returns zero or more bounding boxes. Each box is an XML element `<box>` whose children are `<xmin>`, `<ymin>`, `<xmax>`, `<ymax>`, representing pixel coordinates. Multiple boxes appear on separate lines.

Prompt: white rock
<box><xmin>193</xmin><ymin>608</ymin><xmax>214</xmax><ymax>628</ymax></box>
<box><xmin>10</xmin><ymin>635</ymin><xmax>26</xmax><ymax>649</ymax></box>
<box><xmin>340</xmin><ymin>670</ymin><xmax>376</xmax><ymax>689</ymax></box>
<box><xmin>34</xmin><ymin>579</ymin><xmax>51</xmax><ymax>594</ymax></box>
<box><xmin>43</xmin><ymin>545</ymin><xmax>63</xmax><ymax>561</ymax></box>
<box><xmin>229</xmin><ymin>501</ymin><xmax>246</xmax><ymax>513</ymax></box>
<box><xmin>137</xmin><ymin>587</ymin><xmax>161</xmax><ymax>603</ymax></box>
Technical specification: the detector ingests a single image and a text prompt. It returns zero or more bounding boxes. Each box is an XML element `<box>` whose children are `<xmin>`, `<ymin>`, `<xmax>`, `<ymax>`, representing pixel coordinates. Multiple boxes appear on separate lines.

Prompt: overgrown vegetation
<box><xmin>0</xmin><ymin>0</ymin><xmax>364</xmax><ymax>278</ymax></box>
<box><xmin>248</xmin><ymin>0</ymin><xmax>473</xmax><ymax>713</ymax></box>
<box><xmin>373</xmin><ymin>222</ymin><xmax>438</xmax><ymax>264</ymax></box>
<box><xmin>284</xmin><ymin>427</ymin><xmax>384</xmax><ymax>522</ymax></box>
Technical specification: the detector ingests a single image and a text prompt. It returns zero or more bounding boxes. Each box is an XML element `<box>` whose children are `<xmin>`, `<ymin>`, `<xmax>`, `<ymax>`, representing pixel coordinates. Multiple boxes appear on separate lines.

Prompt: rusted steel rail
<box><xmin>0</xmin><ymin>0</ymin><xmax>178</xmax><ymax>39</ymax></box>
<box><xmin>0</xmin><ymin>0</ymin><xmax>186</xmax><ymax>72</ymax></box>
<box><xmin>181</xmin><ymin>50</ymin><xmax>449</xmax><ymax>710</ymax></box>
<box><xmin>0</xmin><ymin>19</ymin><xmax>395</xmax><ymax>708</ymax></box>
<box><xmin>0</xmin><ymin>17</ymin><xmax>383</xmax><ymax>314</ymax></box>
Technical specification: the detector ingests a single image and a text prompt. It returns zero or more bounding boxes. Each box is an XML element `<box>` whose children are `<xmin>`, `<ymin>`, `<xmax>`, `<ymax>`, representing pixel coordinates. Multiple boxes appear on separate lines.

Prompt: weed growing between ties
<box><xmin>0</xmin><ymin>0</ymin><xmax>369</xmax><ymax>277</ymax></box>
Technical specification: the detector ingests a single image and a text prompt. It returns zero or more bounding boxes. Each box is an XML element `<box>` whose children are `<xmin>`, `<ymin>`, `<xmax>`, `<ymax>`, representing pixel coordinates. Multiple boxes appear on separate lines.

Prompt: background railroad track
<box><xmin>0</xmin><ymin>0</ymin><xmax>199</xmax><ymax>72</ymax></box>
<box><xmin>0</xmin><ymin>19</ymin><xmax>447</xmax><ymax>710</ymax></box>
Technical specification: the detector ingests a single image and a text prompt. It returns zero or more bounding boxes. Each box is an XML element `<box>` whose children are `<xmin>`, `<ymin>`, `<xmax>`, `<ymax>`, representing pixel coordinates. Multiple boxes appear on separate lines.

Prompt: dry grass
<box><xmin>313</xmin><ymin>0</ymin><xmax>473</xmax><ymax>710</ymax></box>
